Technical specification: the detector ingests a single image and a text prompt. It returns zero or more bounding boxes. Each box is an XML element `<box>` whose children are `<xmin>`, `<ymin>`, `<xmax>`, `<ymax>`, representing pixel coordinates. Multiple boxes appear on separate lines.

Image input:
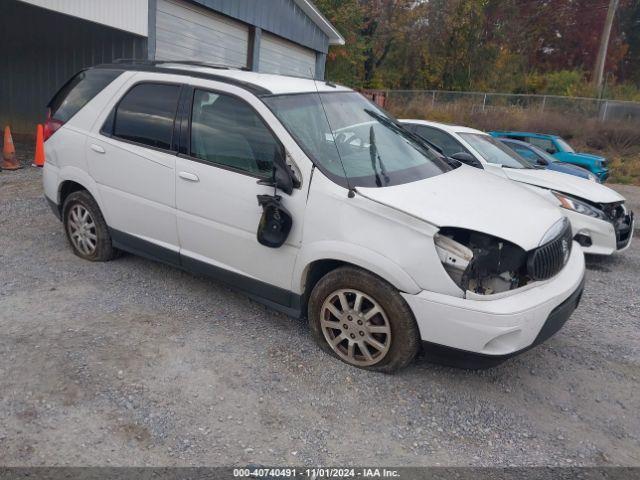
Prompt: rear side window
<box><xmin>112</xmin><ymin>83</ymin><xmax>181</xmax><ymax>150</ymax></box>
<box><xmin>49</xmin><ymin>69</ymin><xmax>122</xmax><ymax>122</ymax></box>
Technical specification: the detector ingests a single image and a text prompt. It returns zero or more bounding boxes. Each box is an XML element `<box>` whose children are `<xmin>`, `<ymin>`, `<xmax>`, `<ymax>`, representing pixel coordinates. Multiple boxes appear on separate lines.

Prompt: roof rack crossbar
<box><xmin>112</xmin><ymin>58</ymin><xmax>251</xmax><ymax>71</ymax></box>
<box><xmin>93</xmin><ymin>62</ymin><xmax>271</xmax><ymax>96</ymax></box>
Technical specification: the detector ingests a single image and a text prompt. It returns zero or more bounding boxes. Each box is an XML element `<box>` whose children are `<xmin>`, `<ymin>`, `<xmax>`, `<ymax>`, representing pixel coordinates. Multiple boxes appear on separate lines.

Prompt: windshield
<box><xmin>458</xmin><ymin>133</ymin><xmax>535</xmax><ymax>169</ymax></box>
<box><xmin>262</xmin><ymin>92</ymin><xmax>453</xmax><ymax>188</ymax></box>
<box><xmin>555</xmin><ymin>138</ymin><xmax>575</xmax><ymax>153</ymax></box>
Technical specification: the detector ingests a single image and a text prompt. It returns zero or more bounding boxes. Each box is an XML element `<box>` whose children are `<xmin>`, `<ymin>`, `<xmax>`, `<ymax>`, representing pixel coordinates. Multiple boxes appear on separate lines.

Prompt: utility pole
<box><xmin>593</xmin><ymin>0</ymin><xmax>620</xmax><ymax>96</ymax></box>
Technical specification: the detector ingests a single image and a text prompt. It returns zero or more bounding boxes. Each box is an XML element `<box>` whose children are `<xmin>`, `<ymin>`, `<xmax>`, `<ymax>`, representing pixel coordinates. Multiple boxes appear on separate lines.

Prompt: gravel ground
<box><xmin>1</xmin><ymin>146</ymin><xmax>639</xmax><ymax>467</ymax></box>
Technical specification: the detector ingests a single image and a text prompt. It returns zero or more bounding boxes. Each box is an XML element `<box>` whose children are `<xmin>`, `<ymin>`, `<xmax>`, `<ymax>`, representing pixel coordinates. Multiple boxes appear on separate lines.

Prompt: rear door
<box><xmin>87</xmin><ymin>79</ymin><xmax>182</xmax><ymax>263</ymax></box>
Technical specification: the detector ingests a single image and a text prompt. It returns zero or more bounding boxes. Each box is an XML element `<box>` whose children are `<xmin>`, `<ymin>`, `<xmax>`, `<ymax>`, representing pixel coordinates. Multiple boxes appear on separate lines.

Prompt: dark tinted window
<box><xmin>113</xmin><ymin>83</ymin><xmax>180</xmax><ymax>150</ymax></box>
<box><xmin>190</xmin><ymin>90</ymin><xmax>279</xmax><ymax>176</ymax></box>
<box><xmin>414</xmin><ymin>125</ymin><xmax>468</xmax><ymax>157</ymax></box>
<box><xmin>49</xmin><ymin>69</ymin><xmax>122</xmax><ymax>122</ymax></box>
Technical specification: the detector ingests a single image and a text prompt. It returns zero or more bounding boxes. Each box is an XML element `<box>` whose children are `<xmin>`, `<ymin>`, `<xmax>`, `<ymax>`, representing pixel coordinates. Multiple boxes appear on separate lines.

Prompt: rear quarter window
<box><xmin>49</xmin><ymin>69</ymin><xmax>123</xmax><ymax>122</ymax></box>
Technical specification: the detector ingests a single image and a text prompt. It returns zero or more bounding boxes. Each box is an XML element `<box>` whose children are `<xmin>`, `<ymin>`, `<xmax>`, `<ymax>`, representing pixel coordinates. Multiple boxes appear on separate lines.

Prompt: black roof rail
<box><xmin>112</xmin><ymin>58</ymin><xmax>252</xmax><ymax>71</ymax></box>
<box><xmin>93</xmin><ymin>61</ymin><xmax>271</xmax><ymax>96</ymax></box>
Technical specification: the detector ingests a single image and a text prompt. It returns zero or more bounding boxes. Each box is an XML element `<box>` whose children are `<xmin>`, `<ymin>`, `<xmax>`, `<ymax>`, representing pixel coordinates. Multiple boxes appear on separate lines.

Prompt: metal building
<box><xmin>0</xmin><ymin>0</ymin><xmax>344</xmax><ymax>135</ymax></box>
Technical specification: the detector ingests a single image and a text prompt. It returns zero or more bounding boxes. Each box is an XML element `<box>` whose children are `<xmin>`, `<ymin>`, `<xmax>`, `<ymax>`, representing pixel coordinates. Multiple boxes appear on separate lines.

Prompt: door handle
<box><xmin>178</xmin><ymin>171</ymin><xmax>200</xmax><ymax>182</ymax></box>
<box><xmin>90</xmin><ymin>144</ymin><xmax>106</xmax><ymax>154</ymax></box>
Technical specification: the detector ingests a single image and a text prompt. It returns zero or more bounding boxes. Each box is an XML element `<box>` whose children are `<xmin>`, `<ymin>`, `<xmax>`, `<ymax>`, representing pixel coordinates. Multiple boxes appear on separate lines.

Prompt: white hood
<box><xmin>502</xmin><ymin>168</ymin><xmax>624</xmax><ymax>204</ymax></box>
<box><xmin>356</xmin><ymin>165</ymin><xmax>564</xmax><ymax>251</ymax></box>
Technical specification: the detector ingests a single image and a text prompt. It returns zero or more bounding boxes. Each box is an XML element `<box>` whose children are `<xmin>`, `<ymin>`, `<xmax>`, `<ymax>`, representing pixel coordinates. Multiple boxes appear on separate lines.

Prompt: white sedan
<box><xmin>401</xmin><ymin>119</ymin><xmax>635</xmax><ymax>255</ymax></box>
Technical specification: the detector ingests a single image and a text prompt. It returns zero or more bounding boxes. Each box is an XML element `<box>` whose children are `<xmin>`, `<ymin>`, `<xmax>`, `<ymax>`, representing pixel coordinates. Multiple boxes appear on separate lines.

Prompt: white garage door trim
<box><xmin>155</xmin><ymin>0</ymin><xmax>249</xmax><ymax>68</ymax></box>
<box><xmin>259</xmin><ymin>32</ymin><xmax>316</xmax><ymax>78</ymax></box>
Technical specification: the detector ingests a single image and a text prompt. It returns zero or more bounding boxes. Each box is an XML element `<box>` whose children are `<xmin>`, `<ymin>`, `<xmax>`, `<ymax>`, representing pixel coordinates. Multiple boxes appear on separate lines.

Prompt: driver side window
<box><xmin>190</xmin><ymin>90</ymin><xmax>280</xmax><ymax>177</ymax></box>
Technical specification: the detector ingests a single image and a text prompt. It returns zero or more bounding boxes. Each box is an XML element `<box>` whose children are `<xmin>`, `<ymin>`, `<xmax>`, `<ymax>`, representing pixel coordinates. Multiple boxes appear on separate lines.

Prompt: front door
<box><xmin>175</xmin><ymin>87</ymin><xmax>305</xmax><ymax>304</ymax></box>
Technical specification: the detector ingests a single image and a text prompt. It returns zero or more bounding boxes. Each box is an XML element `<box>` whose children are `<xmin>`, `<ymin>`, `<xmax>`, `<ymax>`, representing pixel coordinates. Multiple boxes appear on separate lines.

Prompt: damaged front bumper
<box><xmin>568</xmin><ymin>208</ymin><xmax>634</xmax><ymax>255</ymax></box>
<box><xmin>401</xmin><ymin>243</ymin><xmax>585</xmax><ymax>365</ymax></box>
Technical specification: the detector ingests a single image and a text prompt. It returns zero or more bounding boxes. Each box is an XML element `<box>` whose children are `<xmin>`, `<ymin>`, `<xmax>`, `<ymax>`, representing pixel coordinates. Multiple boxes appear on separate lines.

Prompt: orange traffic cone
<box><xmin>32</xmin><ymin>124</ymin><xmax>45</xmax><ymax>167</ymax></box>
<box><xmin>2</xmin><ymin>126</ymin><xmax>22</xmax><ymax>170</ymax></box>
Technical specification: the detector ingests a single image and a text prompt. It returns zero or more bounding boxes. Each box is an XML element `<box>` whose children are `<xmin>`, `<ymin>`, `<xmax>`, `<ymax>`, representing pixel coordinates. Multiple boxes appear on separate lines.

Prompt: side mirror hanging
<box><xmin>256</xmin><ymin>146</ymin><xmax>295</xmax><ymax>248</ymax></box>
<box><xmin>256</xmin><ymin>194</ymin><xmax>293</xmax><ymax>248</ymax></box>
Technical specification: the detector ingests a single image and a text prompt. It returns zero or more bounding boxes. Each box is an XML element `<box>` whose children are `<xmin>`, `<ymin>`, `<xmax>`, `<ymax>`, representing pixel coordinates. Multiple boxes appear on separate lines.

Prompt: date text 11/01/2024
<box><xmin>233</xmin><ymin>468</ymin><xmax>401</xmax><ymax>478</ymax></box>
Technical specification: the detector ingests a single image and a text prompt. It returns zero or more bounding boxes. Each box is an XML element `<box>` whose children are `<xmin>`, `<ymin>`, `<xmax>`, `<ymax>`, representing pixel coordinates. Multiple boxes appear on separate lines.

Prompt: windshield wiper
<box><xmin>369</xmin><ymin>125</ymin><xmax>390</xmax><ymax>187</ymax></box>
<box><xmin>363</xmin><ymin>109</ymin><xmax>444</xmax><ymax>155</ymax></box>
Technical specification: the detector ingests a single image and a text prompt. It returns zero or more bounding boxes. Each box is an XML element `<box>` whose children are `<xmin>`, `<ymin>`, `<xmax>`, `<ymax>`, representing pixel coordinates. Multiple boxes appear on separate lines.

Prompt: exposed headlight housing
<box><xmin>434</xmin><ymin>229</ymin><xmax>528</xmax><ymax>296</ymax></box>
<box><xmin>552</xmin><ymin>191</ymin><xmax>606</xmax><ymax>219</ymax></box>
<box><xmin>434</xmin><ymin>234</ymin><xmax>473</xmax><ymax>287</ymax></box>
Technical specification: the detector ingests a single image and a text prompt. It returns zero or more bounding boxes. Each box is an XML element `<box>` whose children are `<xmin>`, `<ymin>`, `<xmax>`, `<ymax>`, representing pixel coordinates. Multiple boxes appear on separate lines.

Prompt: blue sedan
<box><xmin>498</xmin><ymin>138</ymin><xmax>600</xmax><ymax>183</ymax></box>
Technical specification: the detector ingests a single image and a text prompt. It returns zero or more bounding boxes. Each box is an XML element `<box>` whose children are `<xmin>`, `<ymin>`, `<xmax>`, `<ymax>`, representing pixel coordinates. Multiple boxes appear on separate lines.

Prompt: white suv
<box><xmin>43</xmin><ymin>61</ymin><xmax>585</xmax><ymax>371</ymax></box>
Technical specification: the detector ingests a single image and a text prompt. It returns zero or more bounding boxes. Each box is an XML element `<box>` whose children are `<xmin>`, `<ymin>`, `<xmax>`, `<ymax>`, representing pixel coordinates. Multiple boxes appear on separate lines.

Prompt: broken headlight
<box><xmin>552</xmin><ymin>191</ymin><xmax>606</xmax><ymax>220</ymax></box>
<box><xmin>434</xmin><ymin>228</ymin><xmax>529</xmax><ymax>296</ymax></box>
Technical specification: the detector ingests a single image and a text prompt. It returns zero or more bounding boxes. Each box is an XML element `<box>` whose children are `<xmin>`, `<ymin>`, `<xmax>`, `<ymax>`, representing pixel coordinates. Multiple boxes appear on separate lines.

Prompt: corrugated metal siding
<box><xmin>17</xmin><ymin>0</ymin><xmax>148</xmax><ymax>36</ymax></box>
<box><xmin>191</xmin><ymin>0</ymin><xmax>329</xmax><ymax>53</ymax></box>
<box><xmin>260</xmin><ymin>33</ymin><xmax>316</xmax><ymax>78</ymax></box>
<box><xmin>155</xmin><ymin>0</ymin><xmax>249</xmax><ymax>67</ymax></box>
<box><xmin>0</xmin><ymin>0</ymin><xmax>147</xmax><ymax>135</ymax></box>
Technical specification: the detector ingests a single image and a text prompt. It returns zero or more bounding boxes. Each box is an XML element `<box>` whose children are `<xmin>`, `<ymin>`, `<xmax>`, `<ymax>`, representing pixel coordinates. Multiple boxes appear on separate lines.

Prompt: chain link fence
<box><xmin>363</xmin><ymin>90</ymin><xmax>640</xmax><ymax>123</ymax></box>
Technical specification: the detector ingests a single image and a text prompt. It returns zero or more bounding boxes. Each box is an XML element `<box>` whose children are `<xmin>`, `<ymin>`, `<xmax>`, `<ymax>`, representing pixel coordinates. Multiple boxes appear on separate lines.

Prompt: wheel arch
<box><xmin>56</xmin><ymin>167</ymin><xmax>105</xmax><ymax>219</ymax></box>
<box><xmin>295</xmin><ymin>241</ymin><xmax>421</xmax><ymax>316</ymax></box>
<box><xmin>58</xmin><ymin>181</ymin><xmax>87</xmax><ymax>211</ymax></box>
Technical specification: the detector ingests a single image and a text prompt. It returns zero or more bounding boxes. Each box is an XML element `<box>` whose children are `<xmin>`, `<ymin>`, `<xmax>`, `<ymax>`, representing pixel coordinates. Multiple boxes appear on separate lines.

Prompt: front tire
<box><xmin>62</xmin><ymin>190</ymin><xmax>117</xmax><ymax>262</ymax></box>
<box><xmin>308</xmin><ymin>266</ymin><xmax>420</xmax><ymax>372</ymax></box>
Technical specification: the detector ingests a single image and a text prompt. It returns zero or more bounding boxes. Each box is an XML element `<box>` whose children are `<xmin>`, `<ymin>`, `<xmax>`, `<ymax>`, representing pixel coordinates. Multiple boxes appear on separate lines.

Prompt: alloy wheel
<box><xmin>67</xmin><ymin>204</ymin><xmax>97</xmax><ymax>256</ymax></box>
<box><xmin>320</xmin><ymin>288</ymin><xmax>391</xmax><ymax>367</ymax></box>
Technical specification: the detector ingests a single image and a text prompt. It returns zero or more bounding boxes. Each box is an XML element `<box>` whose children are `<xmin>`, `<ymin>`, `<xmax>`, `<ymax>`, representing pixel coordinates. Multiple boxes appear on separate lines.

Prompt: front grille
<box><xmin>528</xmin><ymin>222</ymin><xmax>573</xmax><ymax>281</ymax></box>
<box><xmin>601</xmin><ymin>202</ymin><xmax>633</xmax><ymax>250</ymax></box>
<box><xmin>616</xmin><ymin>210</ymin><xmax>634</xmax><ymax>249</ymax></box>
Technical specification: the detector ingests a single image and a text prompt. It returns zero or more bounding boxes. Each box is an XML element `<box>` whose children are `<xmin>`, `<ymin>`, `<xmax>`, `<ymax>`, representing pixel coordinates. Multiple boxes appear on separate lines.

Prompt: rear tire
<box><xmin>308</xmin><ymin>266</ymin><xmax>420</xmax><ymax>373</ymax></box>
<box><xmin>62</xmin><ymin>190</ymin><xmax>117</xmax><ymax>262</ymax></box>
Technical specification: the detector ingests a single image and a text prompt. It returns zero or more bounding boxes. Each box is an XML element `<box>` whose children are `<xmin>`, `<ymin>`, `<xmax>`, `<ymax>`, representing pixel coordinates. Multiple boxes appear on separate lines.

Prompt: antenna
<box><xmin>310</xmin><ymin>69</ymin><xmax>354</xmax><ymax>196</ymax></box>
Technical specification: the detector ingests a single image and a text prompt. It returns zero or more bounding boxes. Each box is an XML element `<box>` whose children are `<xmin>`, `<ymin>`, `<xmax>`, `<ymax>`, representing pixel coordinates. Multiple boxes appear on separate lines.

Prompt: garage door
<box><xmin>259</xmin><ymin>33</ymin><xmax>316</xmax><ymax>78</ymax></box>
<box><xmin>155</xmin><ymin>0</ymin><xmax>249</xmax><ymax>67</ymax></box>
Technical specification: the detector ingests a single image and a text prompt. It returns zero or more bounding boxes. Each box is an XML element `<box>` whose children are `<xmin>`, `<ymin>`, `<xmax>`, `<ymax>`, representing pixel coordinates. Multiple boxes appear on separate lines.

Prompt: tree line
<box><xmin>315</xmin><ymin>0</ymin><xmax>640</xmax><ymax>100</ymax></box>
